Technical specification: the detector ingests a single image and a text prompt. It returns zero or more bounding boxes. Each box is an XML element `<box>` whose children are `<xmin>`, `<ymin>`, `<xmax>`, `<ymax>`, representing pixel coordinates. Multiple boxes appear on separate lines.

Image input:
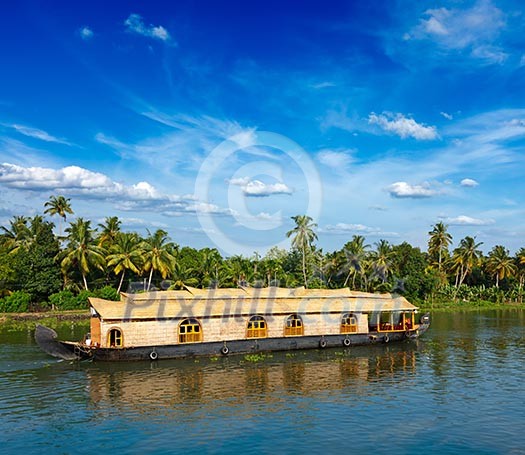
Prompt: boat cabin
<box><xmin>87</xmin><ymin>286</ymin><xmax>418</xmax><ymax>349</ymax></box>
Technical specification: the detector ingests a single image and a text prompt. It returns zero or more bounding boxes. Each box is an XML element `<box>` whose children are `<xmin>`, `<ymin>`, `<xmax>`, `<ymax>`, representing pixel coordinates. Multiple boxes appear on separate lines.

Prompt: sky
<box><xmin>1</xmin><ymin>0</ymin><xmax>525</xmax><ymax>256</ymax></box>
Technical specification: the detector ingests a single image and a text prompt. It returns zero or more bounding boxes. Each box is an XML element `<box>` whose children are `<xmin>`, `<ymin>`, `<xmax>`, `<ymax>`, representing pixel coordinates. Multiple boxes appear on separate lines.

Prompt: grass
<box><xmin>0</xmin><ymin>312</ymin><xmax>90</xmax><ymax>332</ymax></box>
<box><xmin>418</xmin><ymin>300</ymin><xmax>524</xmax><ymax>312</ymax></box>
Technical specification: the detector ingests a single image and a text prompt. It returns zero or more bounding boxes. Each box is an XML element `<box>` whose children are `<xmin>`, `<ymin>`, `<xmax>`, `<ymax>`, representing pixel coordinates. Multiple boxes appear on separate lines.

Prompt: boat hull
<box><xmin>36</xmin><ymin>315</ymin><xmax>430</xmax><ymax>362</ymax></box>
<box><xmin>65</xmin><ymin>327</ymin><xmax>429</xmax><ymax>361</ymax></box>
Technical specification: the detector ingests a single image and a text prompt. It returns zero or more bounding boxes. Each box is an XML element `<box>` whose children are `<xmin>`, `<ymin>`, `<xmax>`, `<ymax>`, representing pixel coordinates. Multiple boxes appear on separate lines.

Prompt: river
<box><xmin>1</xmin><ymin>310</ymin><xmax>524</xmax><ymax>454</ymax></box>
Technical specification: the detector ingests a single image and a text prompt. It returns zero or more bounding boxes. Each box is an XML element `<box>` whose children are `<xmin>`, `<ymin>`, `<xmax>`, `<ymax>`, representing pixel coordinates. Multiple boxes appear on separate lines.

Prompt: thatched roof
<box><xmin>89</xmin><ymin>287</ymin><xmax>418</xmax><ymax>321</ymax></box>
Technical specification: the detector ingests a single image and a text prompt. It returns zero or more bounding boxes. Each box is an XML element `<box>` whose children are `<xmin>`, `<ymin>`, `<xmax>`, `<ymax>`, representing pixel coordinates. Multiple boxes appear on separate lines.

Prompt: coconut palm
<box><xmin>142</xmin><ymin>229</ymin><xmax>176</xmax><ymax>291</ymax></box>
<box><xmin>199</xmin><ymin>248</ymin><xmax>223</xmax><ymax>288</ymax></box>
<box><xmin>486</xmin><ymin>245</ymin><xmax>516</xmax><ymax>288</ymax></box>
<box><xmin>44</xmin><ymin>195</ymin><xmax>73</xmax><ymax>238</ymax></box>
<box><xmin>286</xmin><ymin>215</ymin><xmax>318</xmax><ymax>288</ymax></box>
<box><xmin>370</xmin><ymin>239</ymin><xmax>392</xmax><ymax>284</ymax></box>
<box><xmin>224</xmin><ymin>255</ymin><xmax>251</xmax><ymax>286</ymax></box>
<box><xmin>97</xmin><ymin>216</ymin><xmax>122</xmax><ymax>248</ymax></box>
<box><xmin>60</xmin><ymin>218</ymin><xmax>106</xmax><ymax>290</ymax></box>
<box><xmin>428</xmin><ymin>222</ymin><xmax>452</xmax><ymax>272</ymax></box>
<box><xmin>515</xmin><ymin>248</ymin><xmax>525</xmax><ymax>301</ymax></box>
<box><xmin>451</xmin><ymin>236</ymin><xmax>483</xmax><ymax>288</ymax></box>
<box><xmin>341</xmin><ymin>235</ymin><xmax>370</xmax><ymax>288</ymax></box>
<box><xmin>106</xmin><ymin>232</ymin><xmax>144</xmax><ymax>293</ymax></box>
<box><xmin>0</xmin><ymin>215</ymin><xmax>31</xmax><ymax>253</ymax></box>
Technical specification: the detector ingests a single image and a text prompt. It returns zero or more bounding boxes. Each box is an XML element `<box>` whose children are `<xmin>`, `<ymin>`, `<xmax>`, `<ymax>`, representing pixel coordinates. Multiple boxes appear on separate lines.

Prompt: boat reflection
<box><xmin>86</xmin><ymin>344</ymin><xmax>420</xmax><ymax>410</ymax></box>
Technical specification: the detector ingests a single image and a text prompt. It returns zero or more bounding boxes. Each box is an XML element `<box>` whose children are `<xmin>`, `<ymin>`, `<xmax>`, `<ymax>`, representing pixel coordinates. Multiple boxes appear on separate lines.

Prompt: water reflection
<box><xmin>2</xmin><ymin>310</ymin><xmax>525</xmax><ymax>454</ymax></box>
<box><xmin>85</xmin><ymin>345</ymin><xmax>418</xmax><ymax>411</ymax></box>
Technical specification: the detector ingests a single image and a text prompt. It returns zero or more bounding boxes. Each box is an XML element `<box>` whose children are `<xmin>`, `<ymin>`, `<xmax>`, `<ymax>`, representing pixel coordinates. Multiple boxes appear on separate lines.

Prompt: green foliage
<box><xmin>2</xmin><ymin>217</ymin><xmax>61</xmax><ymax>301</ymax></box>
<box><xmin>93</xmin><ymin>285</ymin><xmax>120</xmax><ymax>301</ymax></box>
<box><xmin>48</xmin><ymin>290</ymin><xmax>78</xmax><ymax>310</ymax></box>
<box><xmin>2</xmin><ymin>206</ymin><xmax>525</xmax><ymax>312</ymax></box>
<box><xmin>0</xmin><ymin>291</ymin><xmax>31</xmax><ymax>312</ymax></box>
<box><xmin>77</xmin><ymin>290</ymin><xmax>94</xmax><ymax>308</ymax></box>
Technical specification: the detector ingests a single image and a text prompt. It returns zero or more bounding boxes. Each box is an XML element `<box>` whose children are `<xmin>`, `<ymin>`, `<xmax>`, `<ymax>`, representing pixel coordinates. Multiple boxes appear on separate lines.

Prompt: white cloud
<box><xmin>98</xmin><ymin>112</ymin><xmax>258</xmax><ymax>173</ymax></box>
<box><xmin>471</xmin><ymin>45</ymin><xmax>508</xmax><ymax>64</ymax></box>
<box><xmin>0</xmin><ymin>162</ymin><xmax>189</xmax><ymax>205</ymax></box>
<box><xmin>4</xmin><ymin>123</ymin><xmax>71</xmax><ymax>145</ymax></box>
<box><xmin>184</xmin><ymin>202</ymin><xmax>235</xmax><ymax>215</ymax></box>
<box><xmin>460</xmin><ymin>178</ymin><xmax>479</xmax><ymax>187</ymax></box>
<box><xmin>228</xmin><ymin>177</ymin><xmax>293</xmax><ymax>197</ymax></box>
<box><xmin>440</xmin><ymin>112</ymin><xmax>453</xmax><ymax>120</ymax></box>
<box><xmin>320</xmin><ymin>106</ymin><xmax>369</xmax><ymax>134</ymax></box>
<box><xmin>317</xmin><ymin>149</ymin><xmax>354</xmax><ymax>170</ymax></box>
<box><xmin>321</xmin><ymin>223</ymin><xmax>399</xmax><ymax>237</ymax></box>
<box><xmin>310</xmin><ymin>81</ymin><xmax>336</xmax><ymax>89</ymax></box>
<box><xmin>387</xmin><ymin>181</ymin><xmax>439</xmax><ymax>198</ymax></box>
<box><xmin>440</xmin><ymin>215</ymin><xmax>494</xmax><ymax>226</ymax></box>
<box><xmin>410</xmin><ymin>0</ymin><xmax>507</xmax><ymax>64</ymax></box>
<box><xmin>79</xmin><ymin>26</ymin><xmax>93</xmax><ymax>40</ymax></box>
<box><xmin>368</xmin><ymin>112</ymin><xmax>438</xmax><ymax>140</ymax></box>
<box><xmin>111</xmin><ymin>217</ymin><xmax>169</xmax><ymax>229</ymax></box>
<box><xmin>124</xmin><ymin>14</ymin><xmax>172</xmax><ymax>42</ymax></box>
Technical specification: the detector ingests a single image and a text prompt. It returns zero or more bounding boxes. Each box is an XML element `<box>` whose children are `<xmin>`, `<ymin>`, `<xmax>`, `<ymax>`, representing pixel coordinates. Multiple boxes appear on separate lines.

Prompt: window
<box><xmin>284</xmin><ymin>314</ymin><xmax>304</xmax><ymax>336</ymax></box>
<box><xmin>247</xmin><ymin>315</ymin><xmax>268</xmax><ymax>338</ymax></box>
<box><xmin>108</xmin><ymin>328</ymin><xmax>123</xmax><ymax>347</ymax></box>
<box><xmin>379</xmin><ymin>312</ymin><xmax>392</xmax><ymax>331</ymax></box>
<box><xmin>341</xmin><ymin>313</ymin><xmax>358</xmax><ymax>334</ymax></box>
<box><xmin>179</xmin><ymin>318</ymin><xmax>203</xmax><ymax>343</ymax></box>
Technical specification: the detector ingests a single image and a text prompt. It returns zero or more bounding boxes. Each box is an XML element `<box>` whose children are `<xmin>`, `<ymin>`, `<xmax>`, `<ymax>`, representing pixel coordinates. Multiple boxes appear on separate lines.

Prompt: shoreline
<box><xmin>1</xmin><ymin>302</ymin><xmax>523</xmax><ymax>323</ymax></box>
<box><xmin>0</xmin><ymin>310</ymin><xmax>90</xmax><ymax>323</ymax></box>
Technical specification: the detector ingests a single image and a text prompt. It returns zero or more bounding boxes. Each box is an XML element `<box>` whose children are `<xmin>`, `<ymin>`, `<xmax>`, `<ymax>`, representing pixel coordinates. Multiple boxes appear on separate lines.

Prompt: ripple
<box><xmin>1</xmin><ymin>310</ymin><xmax>525</xmax><ymax>453</ymax></box>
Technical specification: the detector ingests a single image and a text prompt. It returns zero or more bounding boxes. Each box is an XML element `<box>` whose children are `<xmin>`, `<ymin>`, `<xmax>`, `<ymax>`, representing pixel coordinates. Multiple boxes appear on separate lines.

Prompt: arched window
<box><xmin>179</xmin><ymin>318</ymin><xmax>203</xmax><ymax>343</ymax></box>
<box><xmin>284</xmin><ymin>314</ymin><xmax>304</xmax><ymax>336</ymax></box>
<box><xmin>246</xmin><ymin>315</ymin><xmax>268</xmax><ymax>338</ymax></box>
<box><xmin>107</xmin><ymin>328</ymin><xmax>123</xmax><ymax>347</ymax></box>
<box><xmin>341</xmin><ymin>313</ymin><xmax>358</xmax><ymax>334</ymax></box>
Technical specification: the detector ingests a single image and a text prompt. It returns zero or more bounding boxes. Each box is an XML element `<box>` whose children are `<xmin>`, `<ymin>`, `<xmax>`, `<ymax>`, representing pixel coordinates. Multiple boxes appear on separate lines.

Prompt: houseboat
<box><xmin>35</xmin><ymin>286</ymin><xmax>430</xmax><ymax>362</ymax></box>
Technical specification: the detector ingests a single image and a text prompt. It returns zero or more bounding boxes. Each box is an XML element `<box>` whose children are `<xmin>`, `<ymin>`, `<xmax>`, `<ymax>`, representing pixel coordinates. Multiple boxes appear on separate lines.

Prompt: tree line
<box><xmin>0</xmin><ymin>196</ymin><xmax>524</xmax><ymax>312</ymax></box>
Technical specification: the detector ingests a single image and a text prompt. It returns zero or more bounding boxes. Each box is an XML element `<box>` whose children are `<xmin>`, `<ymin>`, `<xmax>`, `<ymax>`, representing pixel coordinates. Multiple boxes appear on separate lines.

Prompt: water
<box><xmin>1</xmin><ymin>310</ymin><xmax>524</xmax><ymax>454</ymax></box>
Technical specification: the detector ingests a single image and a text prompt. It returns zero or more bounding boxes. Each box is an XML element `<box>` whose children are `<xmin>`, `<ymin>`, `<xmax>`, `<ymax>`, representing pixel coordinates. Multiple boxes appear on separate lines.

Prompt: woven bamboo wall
<box><xmin>98</xmin><ymin>311</ymin><xmax>370</xmax><ymax>348</ymax></box>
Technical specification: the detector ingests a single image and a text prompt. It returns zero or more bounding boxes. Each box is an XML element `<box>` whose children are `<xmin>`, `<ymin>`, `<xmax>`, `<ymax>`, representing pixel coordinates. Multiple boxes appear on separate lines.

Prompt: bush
<box><xmin>49</xmin><ymin>290</ymin><xmax>80</xmax><ymax>310</ymax></box>
<box><xmin>0</xmin><ymin>291</ymin><xmax>31</xmax><ymax>312</ymax></box>
<box><xmin>93</xmin><ymin>286</ymin><xmax>120</xmax><ymax>301</ymax></box>
<box><xmin>76</xmin><ymin>290</ymin><xmax>91</xmax><ymax>308</ymax></box>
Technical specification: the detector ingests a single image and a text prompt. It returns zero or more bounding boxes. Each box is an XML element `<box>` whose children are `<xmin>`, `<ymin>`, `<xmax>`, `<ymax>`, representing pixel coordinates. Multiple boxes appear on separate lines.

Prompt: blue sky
<box><xmin>1</xmin><ymin>0</ymin><xmax>524</xmax><ymax>256</ymax></box>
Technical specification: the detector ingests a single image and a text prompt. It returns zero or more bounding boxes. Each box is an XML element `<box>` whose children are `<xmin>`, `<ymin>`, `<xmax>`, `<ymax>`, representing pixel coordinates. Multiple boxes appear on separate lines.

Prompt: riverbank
<box><xmin>0</xmin><ymin>311</ymin><xmax>90</xmax><ymax>333</ymax></box>
<box><xmin>0</xmin><ymin>310</ymin><xmax>89</xmax><ymax>323</ymax></box>
<box><xmin>1</xmin><ymin>300</ymin><xmax>522</xmax><ymax>323</ymax></box>
<box><xmin>418</xmin><ymin>300</ymin><xmax>524</xmax><ymax>311</ymax></box>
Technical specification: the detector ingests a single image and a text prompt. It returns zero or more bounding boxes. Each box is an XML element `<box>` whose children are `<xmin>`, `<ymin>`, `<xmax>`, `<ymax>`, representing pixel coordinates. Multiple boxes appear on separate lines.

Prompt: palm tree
<box><xmin>0</xmin><ymin>215</ymin><xmax>31</xmax><ymax>253</ymax></box>
<box><xmin>44</xmin><ymin>195</ymin><xmax>73</xmax><ymax>238</ymax></box>
<box><xmin>451</xmin><ymin>236</ymin><xmax>483</xmax><ymax>288</ymax></box>
<box><xmin>341</xmin><ymin>235</ymin><xmax>370</xmax><ymax>288</ymax></box>
<box><xmin>286</xmin><ymin>215</ymin><xmax>318</xmax><ymax>288</ymax></box>
<box><xmin>224</xmin><ymin>255</ymin><xmax>251</xmax><ymax>286</ymax></box>
<box><xmin>142</xmin><ymin>229</ymin><xmax>176</xmax><ymax>291</ymax></box>
<box><xmin>515</xmin><ymin>248</ymin><xmax>525</xmax><ymax>302</ymax></box>
<box><xmin>106</xmin><ymin>232</ymin><xmax>144</xmax><ymax>293</ymax></box>
<box><xmin>98</xmin><ymin>216</ymin><xmax>122</xmax><ymax>248</ymax></box>
<box><xmin>428</xmin><ymin>222</ymin><xmax>452</xmax><ymax>273</ymax></box>
<box><xmin>486</xmin><ymin>245</ymin><xmax>516</xmax><ymax>288</ymax></box>
<box><xmin>370</xmin><ymin>239</ymin><xmax>392</xmax><ymax>284</ymax></box>
<box><xmin>60</xmin><ymin>218</ymin><xmax>106</xmax><ymax>290</ymax></box>
<box><xmin>200</xmin><ymin>248</ymin><xmax>223</xmax><ymax>288</ymax></box>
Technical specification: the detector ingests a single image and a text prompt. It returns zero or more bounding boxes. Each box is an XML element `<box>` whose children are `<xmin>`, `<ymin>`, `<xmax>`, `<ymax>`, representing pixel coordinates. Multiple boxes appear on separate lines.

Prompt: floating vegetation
<box><xmin>244</xmin><ymin>353</ymin><xmax>273</xmax><ymax>363</ymax></box>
